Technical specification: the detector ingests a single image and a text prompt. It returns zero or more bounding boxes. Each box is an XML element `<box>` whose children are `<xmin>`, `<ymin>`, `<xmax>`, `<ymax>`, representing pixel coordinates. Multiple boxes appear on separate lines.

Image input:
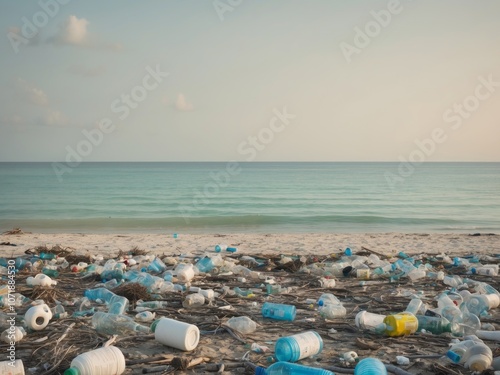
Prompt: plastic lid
<box><xmin>63</xmin><ymin>368</ymin><xmax>79</xmax><ymax>375</ymax></box>
<box><xmin>446</xmin><ymin>350</ymin><xmax>461</xmax><ymax>363</ymax></box>
<box><xmin>254</xmin><ymin>366</ymin><xmax>266</xmax><ymax>375</ymax></box>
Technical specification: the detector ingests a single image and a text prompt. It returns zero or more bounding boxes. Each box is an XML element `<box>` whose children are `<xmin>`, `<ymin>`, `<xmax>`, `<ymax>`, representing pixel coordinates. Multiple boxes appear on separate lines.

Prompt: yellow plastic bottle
<box><xmin>383</xmin><ymin>312</ymin><xmax>418</xmax><ymax>337</ymax></box>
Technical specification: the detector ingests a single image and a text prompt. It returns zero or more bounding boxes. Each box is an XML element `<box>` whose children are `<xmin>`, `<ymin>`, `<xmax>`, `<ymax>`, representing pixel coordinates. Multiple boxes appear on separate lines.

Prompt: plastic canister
<box><xmin>64</xmin><ymin>346</ymin><xmax>125</xmax><ymax>375</ymax></box>
<box><xmin>24</xmin><ymin>304</ymin><xmax>53</xmax><ymax>331</ymax></box>
<box><xmin>355</xmin><ymin>311</ymin><xmax>386</xmax><ymax>331</ymax></box>
<box><xmin>152</xmin><ymin>318</ymin><xmax>200</xmax><ymax>351</ymax></box>
<box><xmin>274</xmin><ymin>331</ymin><xmax>323</xmax><ymax>362</ymax></box>
<box><xmin>262</xmin><ymin>302</ymin><xmax>296</xmax><ymax>321</ymax></box>
<box><xmin>383</xmin><ymin>312</ymin><xmax>418</xmax><ymax>337</ymax></box>
<box><xmin>0</xmin><ymin>359</ymin><xmax>25</xmax><ymax>375</ymax></box>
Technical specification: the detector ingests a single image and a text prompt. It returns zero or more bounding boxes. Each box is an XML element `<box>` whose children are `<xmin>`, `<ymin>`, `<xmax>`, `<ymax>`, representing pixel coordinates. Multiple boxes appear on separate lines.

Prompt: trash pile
<box><xmin>1</xmin><ymin>242</ymin><xmax>500</xmax><ymax>374</ymax></box>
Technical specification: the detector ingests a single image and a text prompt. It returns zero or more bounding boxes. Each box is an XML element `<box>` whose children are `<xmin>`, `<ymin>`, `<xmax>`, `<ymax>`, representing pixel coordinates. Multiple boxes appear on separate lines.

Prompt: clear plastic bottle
<box><xmin>274</xmin><ymin>331</ymin><xmax>323</xmax><ymax>362</ymax></box>
<box><xmin>63</xmin><ymin>346</ymin><xmax>125</xmax><ymax>375</ymax></box>
<box><xmin>354</xmin><ymin>357</ymin><xmax>387</xmax><ymax>375</ymax></box>
<box><xmin>262</xmin><ymin>302</ymin><xmax>296</xmax><ymax>321</ymax></box>
<box><xmin>91</xmin><ymin>312</ymin><xmax>149</xmax><ymax>336</ymax></box>
<box><xmin>464</xmin><ymin>294</ymin><xmax>500</xmax><ymax>317</ymax></box>
<box><xmin>147</xmin><ymin>257</ymin><xmax>167</xmax><ymax>273</ymax></box>
<box><xmin>317</xmin><ymin>293</ymin><xmax>341</xmax><ymax>307</ymax></box>
<box><xmin>255</xmin><ymin>361</ymin><xmax>334</xmax><ymax>375</ymax></box>
<box><xmin>447</xmin><ymin>339</ymin><xmax>492</xmax><ymax>371</ymax></box>
<box><xmin>224</xmin><ymin>316</ymin><xmax>257</xmax><ymax>334</ymax></box>
<box><xmin>443</xmin><ymin>275</ymin><xmax>463</xmax><ymax>288</ymax></box>
<box><xmin>182</xmin><ymin>293</ymin><xmax>205</xmax><ymax>309</ymax></box>
<box><xmin>195</xmin><ymin>256</ymin><xmax>215</xmax><ymax>273</ymax></box>
<box><xmin>318</xmin><ymin>304</ymin><xmax>346</xmax><ymax>319</ymax></box>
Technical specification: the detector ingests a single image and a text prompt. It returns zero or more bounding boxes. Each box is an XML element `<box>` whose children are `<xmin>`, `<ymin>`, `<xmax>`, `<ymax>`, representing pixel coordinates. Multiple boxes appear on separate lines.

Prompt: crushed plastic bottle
<box><xmin>84</xmin><ymin>288</ymin><xmax>129</xmax><ymax>315</ymax></box>
<box><xmin>224</xmin><ymin>316</ymin><xmax>257</xmax><ymax>334</ymax></box>
<box><xmin>91</xmin><ymin>311</ymin><xmax>149</xmax><ymax>336</ymax></box>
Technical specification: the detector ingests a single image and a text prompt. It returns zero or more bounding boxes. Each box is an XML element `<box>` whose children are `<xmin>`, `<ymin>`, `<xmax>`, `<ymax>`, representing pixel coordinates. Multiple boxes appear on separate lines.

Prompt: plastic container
<box><xmin>42</xmin><ymin>267</ymin><xmax>59</xmax><ymax>278</ymax></box>
<box><xmin>224</xmin><ymin>316</ymin><xmax>257</xmax><ymax>334</ymax></box>
<box><xmin>135</xmin><ymin>311</ymin><xmax>156</xmax><ymax>322</ymax></box>
<box><xmin>175</xmin><ymin>263</ymin><xmax>195</xmax><ymax>283</ymax></box>
<box><xmin>1</xmin><ymin>326</ymin><xmax>26</xmax><ymax>343</ymax></box>
<box><xmin>450</xmin><ymin>312</ymin><xmax>481</xmax><ymax>337</ymax></box>
<box><xmin>152</xmin><ymin>318</ymin><xmax>200</xmax><ymax>351</ymax></box>
<box><xmin>255</xmin><ymin>361</ymin><xmax>334</xmax><ymax>375</ymax></box>
<box><xmin>0</xmin><ymin>359</ymin><xmax>25</xmax><ymax>375</ymax></box>
<box><xmin>464</xmin><ymin>294</ymin><xmax>500</xmax><ymax>316</ymax></box>
<box><xmin>215</xmin><ymin>244</ymin><xmax>227</xmax><ymax>252</ymax></box>
<box><xmin>319</xmin><ymin>304</ymin><xmax>346</xmax><ymax>319</ymax></box>
<box><xmin>447</xmin><ymin>340</ymin><xmax>492</xmax><ymax>371</ymax></box>
<box><xmin>416</xmin><ymin>315</ymin><xmax>451</xmax><ymax>334</ymax></box>
<box><xmin>91</xmin><ymin>312</ymin><xmax>149</xmax><ymax>336</ymax></box>
<box><xmin>262</xmin><ymin>302</ymin><xmax>296</xmax><ymax>321</ymax></box>
<box><xmin>195</xmin><ymin>257</ymin><xmax>214</xmax><ymax>273</ymax></box>
<box><xmin>24</xmin><ymin>304</ymin><xmax>53</xmax><ymax>331</ymax></box>
<box><xmin>182</xmin><ymin>293</ymin><xmax>205</xmax><ymax>308</ymax></box>
<box><xmin>147</xmin><ymin>257</ymin><xmax>167</xmax><ymax>273</ymax></box>
<box><xmin>317</xmin><ymin>293</ymin><xmax>341</xmax><ymax>307</ymax></box>
<box><xmin>383</xmin><ymin>312</ymin><xmax>418</xmax><ymax>337</ymax></box>
<box><xmin>64</xmin><ymin>346</ymin><xmax>125</xmax><ymax>375</ymax></box>
<box><xmin>84</xmin><ymin>288</ymin><xmax>129</xmax><ymax>315</ymax></box>
<box><xmin>405</xmin><ymin>299</ymin><xmax>424</xmax><ymax>315</ymax></box>
<box><xmin>26</xmin><ymin>274</ymin><xmax>57</xmax><ymax>287</ymax></box>
<box><xmin>355</xmin><ymin>311</ymin><xmax>386</xmax><ymax>332</ymax></box>
<box><xmin>354</xmin><ymin>357</ymin><xmax>387</xmax><ymax>375</ymax></box>
<box><xmin>443</xmin><ymin>275</ymin><xmax>463</xmax><ymax>288</ymax></box>
<box><xmin>274</xmin><ymin>331</ymin><xmax>323</xmax><ymax>362</ymax></box>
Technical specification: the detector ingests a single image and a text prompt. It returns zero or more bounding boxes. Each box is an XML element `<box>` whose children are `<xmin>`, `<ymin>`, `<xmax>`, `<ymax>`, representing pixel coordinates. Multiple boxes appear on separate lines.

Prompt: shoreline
<box><xmin>1</xmin><ymin>232</ymin><xmax>499</xmax><ymax>258</ymax></box>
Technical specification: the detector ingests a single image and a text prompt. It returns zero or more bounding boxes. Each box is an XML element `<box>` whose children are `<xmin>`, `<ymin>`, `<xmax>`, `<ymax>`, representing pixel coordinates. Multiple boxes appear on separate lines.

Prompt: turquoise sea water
<box><xmin>0</xmin><ymin>162</ymin><xmax>499</xmax><ymax>233</ymax></box>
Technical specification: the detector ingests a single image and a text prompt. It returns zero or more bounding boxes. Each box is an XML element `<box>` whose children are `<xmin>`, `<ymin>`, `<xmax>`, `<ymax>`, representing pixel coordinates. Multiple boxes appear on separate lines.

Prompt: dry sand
<box><xmin>1</xmin><ymin>231</ymin><xmax>500</xmax><ymax>375</ymax></box>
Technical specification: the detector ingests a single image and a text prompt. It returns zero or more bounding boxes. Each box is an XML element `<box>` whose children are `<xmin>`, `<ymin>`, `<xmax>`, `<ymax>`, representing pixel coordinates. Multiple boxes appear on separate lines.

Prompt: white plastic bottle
<box><xmin>64</xmin><ymin>346</ymin><xmax>125</xmax><ymax>375</ymax></box>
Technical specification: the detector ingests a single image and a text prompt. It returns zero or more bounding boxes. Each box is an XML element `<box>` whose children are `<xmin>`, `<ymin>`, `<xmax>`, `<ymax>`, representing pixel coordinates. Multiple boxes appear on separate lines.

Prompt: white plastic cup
<box><xmin>153</xmin><ymin>318</ymin><xmax>200</xmax><ymax>351</ymax></box>
<box><xmin>0</xmin><ymin>359</ymin><xmax>24</xmax><ymax>375</ymax></box>
<box><xmin>24</xmin><ymin>304</ymin><xmax>53</xmax><ymax>331</ymax></box>
<box><xmin>355</xmin><ymin>311</ymin><xmax>386</xmax><ymax>331</ymax></box>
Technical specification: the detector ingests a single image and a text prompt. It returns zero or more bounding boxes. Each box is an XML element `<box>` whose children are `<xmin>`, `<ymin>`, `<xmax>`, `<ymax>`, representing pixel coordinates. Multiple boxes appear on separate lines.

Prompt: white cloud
<box><xmin>17</xmin><ymin>78</ymin><xmax>49</xmax><ymax>106</ymax></box>
<box><xmin>175</xmin><ymin>93</ymin><xmax>194</xmax><ymax>111</ymax></box>
<box><xmin>58</xmin><ymin>15</ymin><xmax>88</xmax><ymax>45</ymax></box>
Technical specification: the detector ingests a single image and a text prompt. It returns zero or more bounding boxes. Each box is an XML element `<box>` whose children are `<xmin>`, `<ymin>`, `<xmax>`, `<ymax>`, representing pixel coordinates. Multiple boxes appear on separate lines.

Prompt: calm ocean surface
<box><xmin>0</xmin><ymin>162</ymin><xmax>499</xmax><ymax>233</ymax></box>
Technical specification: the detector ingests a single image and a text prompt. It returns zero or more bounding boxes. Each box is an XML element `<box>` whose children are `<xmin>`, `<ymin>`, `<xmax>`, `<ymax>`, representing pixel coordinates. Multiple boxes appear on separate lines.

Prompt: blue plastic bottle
<box><xmin>354</xmin><ymin>358</ymin><xmax>387</xmax><ymax>375</ymax></box>
<box><xmin>147</xmin><ymin>257</ymin><xmax>167</xmax><ymax>273</ymax></box>
<box><xmin>275</xmin><ymin>331</ymin><xmax>323</xmax><ymax>362</ymax></box>
<box><xmin>255</xmin><ymin>361</ymin><xmax>334</xmax><ymax>375</ymax></box>
<box><xmin>262</xmin><ymin>302</ymin><xmax>296</xmax><ymax>321</ymax></box>
<box><xmin>195</xmin><ymin>257</ymin><xmax>215</xmax><ymax>273</ymax></box>
<box><xmin>84</xmin><ymin>288</ymin><xmax>129</xmax><ymax>315</ymax></box>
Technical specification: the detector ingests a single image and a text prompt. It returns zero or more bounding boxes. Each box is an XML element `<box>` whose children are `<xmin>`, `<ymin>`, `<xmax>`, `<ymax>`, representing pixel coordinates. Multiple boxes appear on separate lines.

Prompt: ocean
<box><xmin>0</xmin><ymin>162</ymin><xmax>499</xmax><ymax>234</ymax></box>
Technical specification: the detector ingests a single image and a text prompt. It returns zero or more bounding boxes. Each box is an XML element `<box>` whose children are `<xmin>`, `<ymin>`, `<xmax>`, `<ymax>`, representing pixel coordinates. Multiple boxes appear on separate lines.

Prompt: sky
<box><xmin>0</xmin><ymin>0</ymin><xmax>499</xmax><ymax>162</ymax></box>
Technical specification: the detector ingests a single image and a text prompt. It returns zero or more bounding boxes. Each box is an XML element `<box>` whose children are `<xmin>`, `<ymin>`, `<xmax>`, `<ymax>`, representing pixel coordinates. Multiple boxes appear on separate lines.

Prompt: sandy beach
<box><xmin>1</xmin><ymin>231</ymin><xmax>500</xmax><ymax>374</ymax></box>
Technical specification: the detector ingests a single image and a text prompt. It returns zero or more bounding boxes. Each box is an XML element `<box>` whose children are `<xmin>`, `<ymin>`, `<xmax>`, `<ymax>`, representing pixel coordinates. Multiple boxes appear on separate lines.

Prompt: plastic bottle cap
<box><xmin>63</xmin><ymin>368</ymin><xmax>79</xmax><ymax>375</ymax></box>
<box><xmin>446</xmin><ymin>350</ymin><xmax>461</xmax><ymax>363</ymax></box>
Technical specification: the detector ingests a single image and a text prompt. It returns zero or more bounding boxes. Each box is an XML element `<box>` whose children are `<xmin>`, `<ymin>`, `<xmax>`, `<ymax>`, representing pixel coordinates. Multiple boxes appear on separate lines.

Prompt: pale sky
<box><xmin>1</xmin><ymin>0</ymin><xmax>499</xmax><ymax>162</ymax></box>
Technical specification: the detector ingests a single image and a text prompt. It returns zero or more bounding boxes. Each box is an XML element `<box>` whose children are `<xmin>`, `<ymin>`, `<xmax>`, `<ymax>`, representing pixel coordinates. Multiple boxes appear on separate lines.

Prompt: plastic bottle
<box><xmin>24</xmin><ymin>304</ymin><xmax>53</xmax><ymax>331</ymax></box>
<box><xmin>274</xmin><ymin>331</ymin><xmax>323</xmax><ymax>362</ymax></box>
<box><xmin>234</xmin><ymin>287</ymin><xmax>255</xmax><ymax>298</ymax></box>
<box><xmin>84</xmin><ymin>288</ymin><xmax>129</xmax><ymax>315</ymax></box>
<box><xmin>382</xmin><ymin>312</ymin><xmax>418</xmax><ymax>337</ymax></box>
<box><xmin>450</xmin><ymin>312</ymin><xmax>481</xmax><ymax>337</ymax></box>
<box><xmin>224</xmin><ymin>316</ymin><xmax>257</xmax><ymax>334</ymax></box>
<box><xmin>447</xmin><ymin>339</ymin><xmax>492</xmax><ymax>371</ymax></box>
<box><xmin>0</xmin><ymin>359</ymin><xmax>24</xmax><ymax>375</ymax></box>
<box><xmin>195</xmin><ymin>256</ymin><xmax>215</xmax><ymax>273</ymax></box>
<box><xmin>64</xmin><ymin>346</ymin><xmax>125</xmax><ymax>375</ymax></box>
<box><xmin>135</xmin><ymin>311</ymin><xmax>156</xmax><ymax>322</ymax></box>
<box><xmin>182</xmin><ymin>293</ymin><xmax>205</xmax><ymax>308</ymax></box>
<box><xmin>42</xmin><ymin>267</ymin><xmax>59</xmax><ymax>278</ymax></box>
<box><xmin>26</xmin><ymin>273</ymin><xmax>57</xmax><ymax>287</ymax></box>
<box><xmin>262</xmin><ymin>302</ymin><xmax>296</xmax><ymax>321</ymax></box>
<box><xmin>317</xmin><ymin>293</ymin><xmax>341</xmax><ymax>307</ymax></box>
<box><xmin>136</xmin><ymin>300</ymin><xmax>168</xmax><ymax>309</ymax></box>
<box><xmin>464</xmin><ymin>294</ymin><xmax>500</xmax><ymax>316</ymax></box>
<box><xmin>443</xmin><ymin>275</ymin><xmax>463</xmax><ymax>288</ymax></box>
<box><xmin>255</xmin><ymin>361</ymin><xmax>334</xmax><ymax>375</ymax></box>
<box><xmin>215</xmin><ymin>244</ymin><xmax>227</xmax><ymax>252</ymax></box>
<box><xmin>147</xmin><ymin>257</ymin><xmax>167</xmax><ymax>273</ymax></box>
<box><xmin>416</xmin><ymin>315</ymin><xmax>451</xmax><ymax>334</ymax></box>
<box><xmin>355</xmin><ymin>311</ymin><xmax>386</xmax><ymax>332</ymax></box>
<box><xmin>319</xmin><ymin>304</ymin><xmax>346</xmax><ymax>319</ymax></box>
<box><xmin>175</xmin><ymin>263</ymin><xmax>195</xmax><ymax>283</ymax></box>
<box><xmin>354</xmin><ymin>357</ymin><xmax>387</xmax><ymax>375</ymax></box>
<box><xmin>405</xmin><ymin>299</ymin><xmax>424</xmax><ymax>315</ymax></box>
<box><xmin>39</xmin><ymin>252</ymin><xmax>56</xmax><ymax>260</ymax></box>
<box><xmin>91</xmin><ymin>312</ymin><xmax>149</xmax><ymax>336</ymax></box>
